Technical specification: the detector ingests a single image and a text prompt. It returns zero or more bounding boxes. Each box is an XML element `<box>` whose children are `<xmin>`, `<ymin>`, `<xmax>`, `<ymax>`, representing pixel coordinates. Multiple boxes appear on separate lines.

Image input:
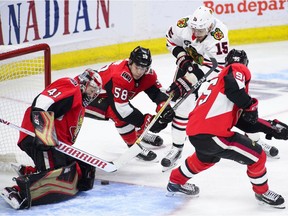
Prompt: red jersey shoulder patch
<box><xmin>121</xmin><ymin>71</ymin><xmax>132</xmax><ymax>83</ymax></box>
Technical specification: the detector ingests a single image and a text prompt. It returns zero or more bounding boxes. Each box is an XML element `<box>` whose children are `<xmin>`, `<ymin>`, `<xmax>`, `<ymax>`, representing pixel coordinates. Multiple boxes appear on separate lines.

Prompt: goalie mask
<box><xmin>189</xmin><ymin>6</ymin><xmax>215</xmax><ymax>40</ymax></box>
<box><xmin>225</xmin><ymin>49</ymin><xmax>249</xmax><ymax>66</ymax></box>
<box><xmin>76</xmin><ymin>69</ymin><xmax>102</xmax><ymax>107</ymax></box>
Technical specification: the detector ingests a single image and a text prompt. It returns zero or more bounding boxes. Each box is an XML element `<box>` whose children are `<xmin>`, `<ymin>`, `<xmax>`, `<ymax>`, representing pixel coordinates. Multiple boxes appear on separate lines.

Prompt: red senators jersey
<box><xmin>18</xmin><ymin>77</ymin><xmax>85</xmax><ymax>145</ymax></box>
<box><xmin>186</xmin><ymin>63</ymin><xmax>251</xmax><ymax>137</ymax></box>
<box><xmin>97</xmin><ymin>59</ymin><xmax>162</xmax><ymax>118</ymax></box>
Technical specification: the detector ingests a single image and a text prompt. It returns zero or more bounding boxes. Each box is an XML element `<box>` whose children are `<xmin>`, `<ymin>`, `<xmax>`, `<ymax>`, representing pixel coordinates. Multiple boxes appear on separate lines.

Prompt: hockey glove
<box><xmin>156</xmin><ymin>102</ymin><xmax>175</xmax><ymax>124</ymax></box>
<box><xmin>241</xmin><ymin>98</ymin><xmax>258</xmax><ymax>124</ymax></box>
<box><xmin>266</xmin><ymin>119</ymin><xmax>288</xmax><ymax>140</ymax></box>
<box><xmin>167</xmin><ymin>77</ymin><xmax>192</xmax><ymax>101</ymax></box>
<box><xmin>137</xmin><ymin>113</ymin><xmax>169</xmax><ymax>134</ymax></box>
<box><xmin>176</xmin><ymin>55</ymin><xmax>194</xmax><ymax>74</ymax></box>
<box><xmin>31</xmin><ymin>111</ymin><xmax>59</xmax><ymax>151</ymax></box>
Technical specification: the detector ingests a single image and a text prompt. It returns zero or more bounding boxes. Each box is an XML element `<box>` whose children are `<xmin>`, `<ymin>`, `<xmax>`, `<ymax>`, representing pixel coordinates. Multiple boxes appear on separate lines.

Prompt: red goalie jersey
<box><xmin>18</xmin><ymin>77</ymin><xmax>85</xmax><ymax>146</ymax></box>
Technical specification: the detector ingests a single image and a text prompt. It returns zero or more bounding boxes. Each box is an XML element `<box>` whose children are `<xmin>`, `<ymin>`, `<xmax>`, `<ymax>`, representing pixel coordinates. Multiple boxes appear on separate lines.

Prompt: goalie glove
<box><xmin>31</xmin><ymin>111</ymin><xmax>59</xmax><ymax>151</ymax></box>
<box><xmin>266</xmin><ymin>119</ymin><xmax>288</xmax><ymax>140</ymax></box>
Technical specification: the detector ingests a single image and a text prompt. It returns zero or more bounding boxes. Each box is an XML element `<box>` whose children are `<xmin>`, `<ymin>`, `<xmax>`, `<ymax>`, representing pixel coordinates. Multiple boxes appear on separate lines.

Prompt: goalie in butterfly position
<box><xmin>1</xmin><ymin>70</ymin><xmax>102</xmax><ymax>209</ymax></box>
<box><xmin>162</xmin><ymin>5</ymin><xmax>279</xmax><ymax>171</ymax></box>
<box><xmin>166</xmin><ymin>49</ymin><xmax>287</xmax><ymax>209</ymax></box>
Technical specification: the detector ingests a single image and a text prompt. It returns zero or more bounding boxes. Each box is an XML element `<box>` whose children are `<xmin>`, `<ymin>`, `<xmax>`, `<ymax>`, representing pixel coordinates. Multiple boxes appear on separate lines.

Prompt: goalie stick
<box><xmin>0</xmin><ymin>117</ymin><xmax>117</xmax><ymax>173</ymax></box>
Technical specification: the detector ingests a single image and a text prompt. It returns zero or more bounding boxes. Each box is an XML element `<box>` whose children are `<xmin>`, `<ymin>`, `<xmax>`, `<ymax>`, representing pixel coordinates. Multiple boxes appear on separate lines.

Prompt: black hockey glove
<box><xmin>176</xmin><ymin>55</ymin><xmax>194</xmax><ymax>74</ymax></box>
<box><xmin>241</xmin><ymin>98</ymin><xmax>258</xmax><ymax>124</ymax></box>
<box><xmin>156</xmin><ymin>102</ymin><xmax>175</xmax><ymax>124</ymax></box>
<box><xmin>150</xmin><ymin>121</ymin><xmax>167</xmax><ymax>133</ymax></box>
<box><xmin>265</xmin><ymin>119</ymin><xmax>288</xmax><ymax>140</ymax></box>
<box><xmin>167</xmin><ymin>77</ymin><xmax>192</xmax><ymax>101</ymax></box>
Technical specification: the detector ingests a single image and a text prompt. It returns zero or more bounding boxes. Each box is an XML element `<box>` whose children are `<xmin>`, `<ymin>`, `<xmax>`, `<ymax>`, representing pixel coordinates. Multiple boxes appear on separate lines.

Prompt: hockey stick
<box><xmin>0</xmin><ymin>118</ymin><xmax>117</xmax><ymax>173</ymax></box>
<box><xmin>112</xmin><ymin>93</ymin><xmax>174</xmax><ymax>169</ymax></box>
<box><xmin>173</xmin><ymin>57</ymin><xmax>218</xmax><ymax>110</ymax></box>
<box><xmin>112</xmin><ymin>58</ymin><xmax>218</xmax><ymax>169</ymax></box>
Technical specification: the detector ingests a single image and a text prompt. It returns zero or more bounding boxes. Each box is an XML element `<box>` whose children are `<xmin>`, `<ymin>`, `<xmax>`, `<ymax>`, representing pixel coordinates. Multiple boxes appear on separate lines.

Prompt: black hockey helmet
<box><xmin>225</xmin><ymin>49</ymin><xmax>249</xmax><ymax>66</ymax></box>
<box><xmin>129</xmin><ymin>46</ymin><xmax>152</xmax><ymax>68</ymax></box>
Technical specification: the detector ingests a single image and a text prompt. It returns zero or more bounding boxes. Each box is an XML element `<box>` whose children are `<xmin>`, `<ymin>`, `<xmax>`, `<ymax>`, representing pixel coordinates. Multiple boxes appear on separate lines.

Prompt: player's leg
<box><xmin>161</xmin><ymin>93</ymin><xmax>196</xmax><ymax>171</ymax></box>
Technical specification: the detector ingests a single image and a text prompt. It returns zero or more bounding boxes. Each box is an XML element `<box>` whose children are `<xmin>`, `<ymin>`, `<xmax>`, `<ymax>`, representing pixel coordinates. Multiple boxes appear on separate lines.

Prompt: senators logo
<box><xmin>70</xmin><ymin>110</ymin><xmax>84</xmax><ymax>143</ymax></box>
<box><xmin>211</xmin><ymin>28</ymin><xmax>224</xmax><ymax>40</ymax></box>
<box><xmin>177</xmin><ymin>17</ymin><xmax>189</xmax><ymax>28</ymax></box>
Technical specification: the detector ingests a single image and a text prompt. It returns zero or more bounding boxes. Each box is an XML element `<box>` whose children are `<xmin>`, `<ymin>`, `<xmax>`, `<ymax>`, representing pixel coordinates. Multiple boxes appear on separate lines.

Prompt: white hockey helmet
<box><xmin>189</xmin><ymin>6</ymin><xmax>214</xmax><ymax>33</ymax></box>
<box><xmin>75</xmin><ymin>69</ymin><xmax>102</xmax><ymax>107</ymax></box>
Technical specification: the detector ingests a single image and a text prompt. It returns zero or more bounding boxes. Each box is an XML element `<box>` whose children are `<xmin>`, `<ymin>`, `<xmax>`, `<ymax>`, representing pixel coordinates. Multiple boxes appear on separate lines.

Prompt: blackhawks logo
<box><xmin>177</xmin><ymin>17</ymin><xmax>189</xmax><ymax>28</ymax></box>
<box><xmin>211</xmin><ymin>28</ymin><xmax>224</xmax><ymax>40</ymax></box>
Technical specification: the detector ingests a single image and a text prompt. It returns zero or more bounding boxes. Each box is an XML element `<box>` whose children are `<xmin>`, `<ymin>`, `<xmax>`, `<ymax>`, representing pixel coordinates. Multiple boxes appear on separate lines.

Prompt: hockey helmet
<box><xmin>129</xmin><ymin>46</ymin><xmax>152</xmax><ymax>68</ymax></box>
<box><xmin>189</xmin><ymin>6</ymin><xmax>214</xmax><ymax>33</ymax></box>
<box><xmin>225</xmin><ymin>49</ymin><xmax>249</xmax><ymax>66</ymax></box>
<box><xmin>76</xmin><ymin>69</ymin><xmax>102</xmax><ymax>107</ymax></box>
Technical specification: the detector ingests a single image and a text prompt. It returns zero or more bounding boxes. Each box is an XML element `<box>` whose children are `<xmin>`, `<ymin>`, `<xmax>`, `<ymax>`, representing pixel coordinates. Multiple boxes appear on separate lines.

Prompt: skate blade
<box><xmin>162</xmin><ymin>162</ymin><xmax>178</xmax><ymax>173</ymax></box>
<box><xmin>257</xmin><ymin>200</ymin><xmax>285</xmax><ymax>209</ymax></box>
<box><xmin>135</xmin><ymin>157</ymin><xmax>159</xmax><ymax>163</ymax></box>
<box><xmin>165</xmin><ymin>191</ymin><xmax>200</xmax><ymax>198</ymax></box>
<box><xmin>140</xmin><ymin>142</ymin><xmax>166</xmax><ymax>150</ymax></box>
<box><xmin>267</xmin><ymin>155</ymin><xmax>280</xmax><ymax>160</ymax></box>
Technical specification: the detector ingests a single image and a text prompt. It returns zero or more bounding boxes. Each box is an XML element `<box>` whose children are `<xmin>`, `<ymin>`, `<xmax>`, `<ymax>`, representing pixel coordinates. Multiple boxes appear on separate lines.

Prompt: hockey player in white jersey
<box><xmin>161</xmin><ymin>6</ymin><xmax>279</xmax><ymax>171</ymax></box>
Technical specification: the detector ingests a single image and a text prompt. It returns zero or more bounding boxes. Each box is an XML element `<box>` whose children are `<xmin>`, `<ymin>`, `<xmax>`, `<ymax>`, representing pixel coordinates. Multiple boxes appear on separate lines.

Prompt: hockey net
<box><xmin>0</xmin><ymin>43</ymin><xmax>51</xmax><ymax>171</ymax></box>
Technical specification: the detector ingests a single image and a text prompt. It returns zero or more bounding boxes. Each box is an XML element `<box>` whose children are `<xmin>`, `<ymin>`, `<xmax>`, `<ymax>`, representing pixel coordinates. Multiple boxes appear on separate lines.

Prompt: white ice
<box><xmin>1</xmin><ymin>41</ymin><xmax>288</xmax><ymax>216</ymax></box>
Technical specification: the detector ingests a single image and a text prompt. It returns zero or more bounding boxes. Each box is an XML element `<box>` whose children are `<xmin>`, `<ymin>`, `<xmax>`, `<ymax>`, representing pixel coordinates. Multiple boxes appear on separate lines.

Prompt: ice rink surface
<box><xmin>1</xmin><ymin>41</ymin><xmax>288</xmax><ymax>215</ymax></box>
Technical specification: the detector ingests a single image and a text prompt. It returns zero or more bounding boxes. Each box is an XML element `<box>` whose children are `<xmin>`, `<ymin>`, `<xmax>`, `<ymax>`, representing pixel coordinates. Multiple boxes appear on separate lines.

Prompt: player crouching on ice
<box><xmin>85</xmin><ymin>46</ymin><xmax>175</xmax><ymax>161</ymax></box>
<box><xmin>165</xmin><ymin>49</ymin><xmax>288</xmax><ymax>209</ymax></box>
<box><xmin>1</xmin><ymin>70</ymin><xmax>102</xmax><ymax>209</ymax></box>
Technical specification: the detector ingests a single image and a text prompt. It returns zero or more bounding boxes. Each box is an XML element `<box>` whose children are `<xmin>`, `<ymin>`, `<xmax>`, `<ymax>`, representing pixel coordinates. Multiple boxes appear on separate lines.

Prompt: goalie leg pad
<box><xmin>15</xmin><ymin>161</ymin><xmax>80</xmax><ymax>207</ymax></box>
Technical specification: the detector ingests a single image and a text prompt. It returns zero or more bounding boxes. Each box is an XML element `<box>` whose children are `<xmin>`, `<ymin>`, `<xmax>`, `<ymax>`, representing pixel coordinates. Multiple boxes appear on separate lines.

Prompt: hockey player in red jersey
<box><xmin>85</xmin><ymin>46</ymin><xmax>175</xmax><ymax>161</ymax></box>
<box><xmin>1</xmin><ymin>70</ymin><xmax>102</xmax><ymax>209</ymax></box>
<box><xmin>166</xmin><ymin>49</ymin><xmax>287</xmax><ymax>209</ymax></box>
<box><xmin>162</xmin><ymin>5</ymin><xmax>279</xmax><ymax>171</ymax></box>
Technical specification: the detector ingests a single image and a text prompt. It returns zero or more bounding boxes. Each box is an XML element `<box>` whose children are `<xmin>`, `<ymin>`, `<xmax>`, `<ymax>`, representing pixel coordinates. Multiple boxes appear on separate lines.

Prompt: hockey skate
<box><xmin>141</xmin><ymin>132</ymin><xmax>163</xmax><ymax>147</ymax></box>
<box><xmin>161</xmin><ymin>146</ymin><xmax>183</xmax><ymax>172</ymax></box>
<box><xmin>256</xmin><ymin>139</ymin><xmax>280</xmax><ymax>159</ymax></box>
<box><xmin>255</xmin><ymin>190</ymin><xmax>285</xmax><ymax>209</ymax></box>
<box><xmin>166</xmin><ymin>181</ymin><xmax>200</xmax><ymax>197</ymax></box>
<box><xmin>136</xmin><ymin>147</ymin><xmax>158</xmax><ymax>162</ymax></box>
<box><xmin>1</xmin><ymin>186</ymin><xmax>26</xmax><ymax>210</ymax></box>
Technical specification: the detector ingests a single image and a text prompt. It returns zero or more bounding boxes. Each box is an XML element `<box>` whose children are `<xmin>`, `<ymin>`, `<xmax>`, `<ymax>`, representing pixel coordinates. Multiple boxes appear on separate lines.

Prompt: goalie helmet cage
<box><xmin>0</xmin><ymin>43</ymin><xmax>51</xmax><ymax>171</ymax></box>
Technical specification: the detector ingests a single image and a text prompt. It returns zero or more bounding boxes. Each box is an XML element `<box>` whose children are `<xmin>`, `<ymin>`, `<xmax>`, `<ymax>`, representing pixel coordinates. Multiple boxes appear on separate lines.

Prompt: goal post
<box><xmin>0</xmin><ymin>43</ymin><xmax>51</xmax><ymax>170</ymax></box>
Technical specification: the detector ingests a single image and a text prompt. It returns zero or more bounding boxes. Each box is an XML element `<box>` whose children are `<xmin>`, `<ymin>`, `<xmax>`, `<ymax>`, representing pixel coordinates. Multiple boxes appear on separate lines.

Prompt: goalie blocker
<box><xmin>0</xmin><ymin>160</ymin><xmax>95</xmax><ymax>209</ymax></box>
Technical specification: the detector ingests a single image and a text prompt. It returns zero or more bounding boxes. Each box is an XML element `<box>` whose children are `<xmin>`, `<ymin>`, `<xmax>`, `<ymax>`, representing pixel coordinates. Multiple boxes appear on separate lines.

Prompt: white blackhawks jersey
<box><xmin>166</xmin><ymin>16</ymin><xmax>229</xmax><ymax>79</ymax></box>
